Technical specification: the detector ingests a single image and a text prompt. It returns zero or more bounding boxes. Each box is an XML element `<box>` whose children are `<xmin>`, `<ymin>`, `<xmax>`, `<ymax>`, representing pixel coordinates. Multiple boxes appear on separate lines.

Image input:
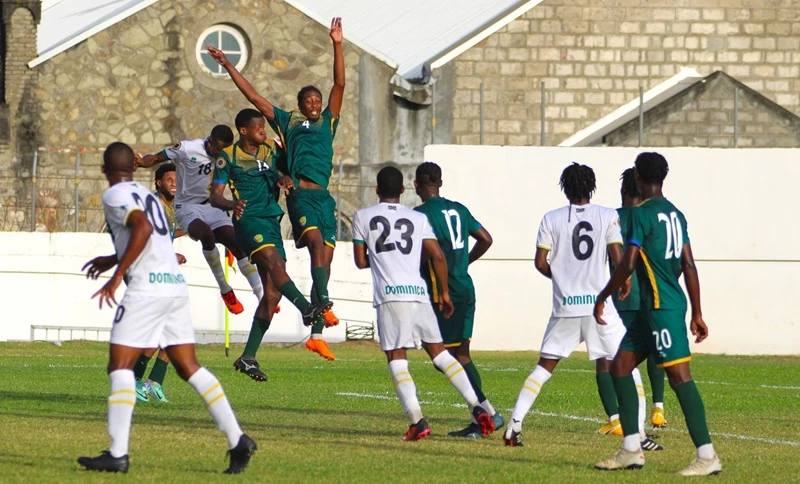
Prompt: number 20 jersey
<box><xmin>352</xmin><ymin>203</ymin><xmax>437</xmax><ymax>307</ymax></box>
<box><xmin>103</xmin><ymin>181</ymin><xmax>187</xmax><ymax>297</ymax></box>
<box><xmin>536</xmin><ymin>203</ymin><xmax>622</xmax><ymax>317</ymax></box>
<box><xmin>161</xmin><ymin>138</ymin><xmax>214</xmax><ymax>206</ymax></box>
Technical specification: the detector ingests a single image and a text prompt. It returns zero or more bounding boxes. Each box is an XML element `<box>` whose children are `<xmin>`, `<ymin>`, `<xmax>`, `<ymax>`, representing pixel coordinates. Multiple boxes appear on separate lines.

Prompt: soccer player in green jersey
<box><xmin>412</xmin><ymin>162</ymin><xmax>504</xmax><ymax>438</ymax></box>
<box><xmin>615</xmin><ymin>168</ymin><xmax>667</xmax><ymax>429</ymax></box>
<box><xmin>207</xmin><ymin>17</ymin><xmax>345</xmax><ymax>360</ymax></box>
<box><xmin>594</xmin><ymin>153</ymin><xmax>721</xmax><ymax>476</ymax></box>
<box><xmin>210</xmin><ymin>109</ymin><xmax>332</xmax><ymax>382</ymax></box>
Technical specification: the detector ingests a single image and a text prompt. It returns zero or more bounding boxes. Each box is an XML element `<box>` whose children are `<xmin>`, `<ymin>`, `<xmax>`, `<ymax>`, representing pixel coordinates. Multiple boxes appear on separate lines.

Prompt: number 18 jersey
<box><xmin>536</xmin><ymin>203</ymin><xmax>622</xmax><ymax>317</ymax></box>
<box><xmin>352</xmin><ymin>203</ymin><xmax>437</xmax><ymax>307</ymax></box>
<box><xmin>162</xmin><ymin>138</ymin><xmax>214</xmax><ymax>206</ymax></box>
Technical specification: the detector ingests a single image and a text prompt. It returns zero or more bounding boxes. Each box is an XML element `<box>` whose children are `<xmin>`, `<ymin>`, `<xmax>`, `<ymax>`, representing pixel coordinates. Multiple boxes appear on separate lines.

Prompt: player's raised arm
<box><xmin>207</xmin><ymin>46</ymin><xmax>275</xmax><ymax>120</ymax></box>
<box><xmin>468</xmin><ymin>226</ymin><xmax>492</xmax><ymax>264</ymax></box>
<box><xmin>680</xmin><ymin>242</ymin><xmax>708</xmax><ymax>343</ymax></box>
<box><xmin>423</xmin><ymin>238</ymin><xmax>454</xmax><ymax>318</ymax></box>
<box><xmin>136</xmin><ymin>151</ymin><xmax>168</xmax><ymax>169</ymax></box>
<box><xmin>327</xmin><ymin>17</ymin><xmax>345</xmax><ymax>118</ymax></box>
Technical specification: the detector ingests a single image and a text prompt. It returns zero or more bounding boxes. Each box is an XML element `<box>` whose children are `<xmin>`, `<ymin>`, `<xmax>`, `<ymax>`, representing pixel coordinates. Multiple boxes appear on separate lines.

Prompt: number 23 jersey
<box><xmin>536</xmin><ymin>204</ymin><xmax>622</xmax><ymax>317</ymax></box>
<box><xmin>103</xmin><ymin>181</ymin><xmax>187</xmax><ymax>297</ymax></box>
<box><xmin>352</xmin><ymin>203</ymin><xmax>437</xmax><ymax>307</ymax></box>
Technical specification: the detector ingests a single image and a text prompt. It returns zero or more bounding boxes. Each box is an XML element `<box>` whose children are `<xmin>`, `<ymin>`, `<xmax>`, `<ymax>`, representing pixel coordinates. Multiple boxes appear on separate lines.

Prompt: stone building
<box><xmin>1</xmin><ymin>0</ymin><xmax>799</xmax><ymax>234</ymax></box>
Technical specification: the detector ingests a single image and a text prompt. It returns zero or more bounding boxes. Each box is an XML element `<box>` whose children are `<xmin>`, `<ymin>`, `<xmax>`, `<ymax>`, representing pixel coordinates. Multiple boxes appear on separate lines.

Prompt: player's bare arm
<box><xmin>207</xmin><ymin>46</ymin><xmax>275</xmax><ymax>120</ymax></box>
<box><xmin>423</xmin><ymin>239</ymin><xmax>454</xmax><ymax>318</ymax></box>
<box><xmin>534</xmin><ymin>247</ymin><xmax>552</xmax><ymax>279</ymax></box>
<box><xmin>327</xmin><ymin>17</ymin><xmax>345</xmax><ymax>118</ymax></box>
<box><xmin>353</xmin><ymin>243</ymin><xmax>369</xmax><ymax>269</ymax></box>
<box><xmin>468</xmin><ymin>226</ymin><xmax>492</xmax><ymax>264</ymax></box>
<box><xmin>607</xmin><ymin>243</ymin><xmax>631</xmax><ymax>300</ymax></box>
<box><xmin>92</xmin><ymin>210</ymin><xmax>153</xmax><ymax>309</ymax></box>
<box><xmin>136</xmin><ymin>151</ymin><xmax>168</xmax><ymax>168</ymax></box>
<box><xmin>276</xmin><ymin>175</ymin><xmax>295</xmax><ymax>192</ymax></box>
<box><xmin>594</xmin><ymin>244</ymin><xmax>640</xmax><ymax>325</ymax></box>
<box><xmin>681</xmin><ymin>242</ymin><xmax>708</xmax><ymax>343</ymax></box>
<box><xmin>209</xmin><ymin>182</ymin><xmax>246</xmax><ymax>219</ymax></box>
<box><xmin>82</xmin><ymin>255</ymin><xmax>118</xmax><ymax>279</ymax></box>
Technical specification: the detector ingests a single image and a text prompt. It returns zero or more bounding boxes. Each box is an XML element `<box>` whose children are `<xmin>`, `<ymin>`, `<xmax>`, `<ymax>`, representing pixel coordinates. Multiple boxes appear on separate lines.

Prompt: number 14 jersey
<box><xmin>352</xmin><ymin>203</ymin><xmax>437</xmax><ymax>307</ymax></box>
<box><xmin>536</xmin><ymin>203</ymin><xmax>622</xmax><ymax>317</ymax></box>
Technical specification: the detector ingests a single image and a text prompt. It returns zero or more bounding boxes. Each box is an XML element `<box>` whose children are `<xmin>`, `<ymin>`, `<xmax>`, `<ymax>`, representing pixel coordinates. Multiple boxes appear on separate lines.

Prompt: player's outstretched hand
<box><xmin>690</xmin><ymin>315</ymin><xmax>709</xmax><ymax>343</ymax></box>
<box><xmin>619</xmin><ymin>277</ymin><xmax>631</xmax><ymax>300</ymax></box>
<box><xmin>176</xmin><ymin>253</ymin><xmax>187</xmax><ymax>265</ymax></box>
<box><xmin>234</xmin><ymin>199</ymin><xmax>247</xmax><ymax>219</ymax></box>
<box><xmin>82</xmin><ymin>255</ymin><xmax>118</xmax><ymax>279</ymax></box>
<box><xmin>330</xmin><ymin>17</ymin><xmax>343</xmax><ymax>43</ymax></box>
<box><xmin>277</xmin><ymin>175</ymin><xmax>295</xmax><ymax>193</ymax></box>
<box><xmin>593</xmin><ymin>299</ymin><xmax>607</xmax><ymax>325</ymax></box>
<box><xmin>439</xmin><ymin>291</ymin><xmax>455</xmax><ymax>319</ymax></box>
<box><xmin>92</xmin><ymin>274</ymin><xmax>122</xmax><ymax>309</ymax></box>
<box><xmin>206</xmin><ymin>45</ymin><xmax>229</xmax><ymax>67</ymax></box>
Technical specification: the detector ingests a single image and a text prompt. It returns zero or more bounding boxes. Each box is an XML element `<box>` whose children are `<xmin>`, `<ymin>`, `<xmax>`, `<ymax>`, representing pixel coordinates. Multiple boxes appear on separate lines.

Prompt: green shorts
<box><xmin>618</xmin><ymin>308</ymin><xmax>691</xmax><ymax>368</ymax></box>
<box><xmin>434</xmin><ymin>299</ymin><xmax>476</xmax><ymax>347</ymax></box>
<box><xmin>286</xmin><ymin>188</ymin><xmax>337</xmax><ymax>249</ymax></box>
<box><xmin>234</xmin><ymin>215</ymin><xmax>286</xmax><ymax>261</ymax></box>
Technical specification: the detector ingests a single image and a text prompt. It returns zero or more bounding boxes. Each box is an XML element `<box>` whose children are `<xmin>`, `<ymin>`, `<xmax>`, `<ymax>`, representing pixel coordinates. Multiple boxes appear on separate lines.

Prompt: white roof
<box><xmin>559</xmin><ymin>68</ymin><xmax>705</xmax><ymax>147</ymax></box>
<box><xmin>286</xmin><ymin>0</ymin><xmax>542</xmax><ymax>79</ymax></box>
<box><xmin>30</xmin><ymin>0</ymin><xmax>159</xmax><ymax>68</ymax></box>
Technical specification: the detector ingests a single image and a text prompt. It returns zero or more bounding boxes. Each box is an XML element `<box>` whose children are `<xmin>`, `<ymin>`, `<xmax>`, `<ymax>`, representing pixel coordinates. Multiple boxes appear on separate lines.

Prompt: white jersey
<box><xmin>163</xmin><ymin>138</ymin><xmax>214</xmax><ymax>206</ymax></box>
<box><xmin>103</xmin><ymin>181</ymin><xmax>188</xmax><ymax>297</ymax></box>
<box><xmin>352</xmin><ymin>203</ymin><xmax>437</xmax><ymax>307</ymax></box>
<box><xmin>536</xmin><ymin>203</ymin><xmax>622</xmax><ymax>317</ymax></box>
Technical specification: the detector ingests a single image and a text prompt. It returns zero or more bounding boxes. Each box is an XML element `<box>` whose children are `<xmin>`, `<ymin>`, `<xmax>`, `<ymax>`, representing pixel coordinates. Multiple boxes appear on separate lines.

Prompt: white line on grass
<box><xmin>759</xmin><ymin>384</ymin><xmax>800</xmax><ymax>390</ymax></box>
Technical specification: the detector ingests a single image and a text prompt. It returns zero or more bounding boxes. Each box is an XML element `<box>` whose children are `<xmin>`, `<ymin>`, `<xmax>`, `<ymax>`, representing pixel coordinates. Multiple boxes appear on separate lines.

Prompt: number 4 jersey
<box><xmin>352</xmin><ymin>203</ymin><xmax>437</xmax><ymax>307</ymax></box>
<box><xmin>103</xmin><ymin>181</ymin><xmax>187</xmax><ymax>297</ymax></box>
<box><xmin>536</xmin><ymin>203</ymin><xmax>622</xmax><ymax>317</ymax></box>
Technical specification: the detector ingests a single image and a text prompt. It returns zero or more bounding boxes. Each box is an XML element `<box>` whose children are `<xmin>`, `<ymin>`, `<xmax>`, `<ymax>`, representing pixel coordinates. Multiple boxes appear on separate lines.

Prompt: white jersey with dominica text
<box><xmin>352</xmin><ymin>203</ymin><xmax>438</xmax><ymax>307</ymax></box>
<box><xmin>162</xmin><ymin>138</ymin><xmax>215</xmax><ymax>206</ymax></box>
<box><xmin>103</xmin><ymin>181</ymin><xmax>188</xmax><ymax>297</ymax></box>
<box><xmin>536</xmin><ymin>203</ymin><xmax>622</xmax><ymax>317</ymax></box>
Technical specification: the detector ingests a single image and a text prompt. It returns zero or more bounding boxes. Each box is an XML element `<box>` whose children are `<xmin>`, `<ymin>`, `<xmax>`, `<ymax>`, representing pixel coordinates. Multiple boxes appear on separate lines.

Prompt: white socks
<box><xmin>510</xmin><ymin>365</ymin><xmax>553</xmax><ymax>427</ymax></box>
<box><xmin>107</xmin><ymin>369</ymin><xmax>137</xmax><ymax>458</ymax></box>
<box><xmin>203</xmin><ymin>247</ymin><xmax>233</xmax><ymax>294</ymax></box>
<box><xmin>188</xmin><ymin>367</ymin><xmax>243</xmax><ymax>448</ymax></box>
<box><xmin>697</xmin><ymin>443</ymin><xmax>716</xmax><ymax>460</ymax></box>
<box><xmin>431</xmin><ymin>352</ymin><xmax>479</xmax><ymax>408</ymax></box>
<box><xmin>388</xmin><ymin>359</ymin><xmax>423</xmax><ymax>423</ymax></box>
<box><xmin>632</xmin><ymin>367</ymin><xmax>646</xmax><ymax>439</ymax></box>
<box><xmin>237</xmin><ymin>257</ymin><xmax>263</xmax><ymax>300</ymax></box>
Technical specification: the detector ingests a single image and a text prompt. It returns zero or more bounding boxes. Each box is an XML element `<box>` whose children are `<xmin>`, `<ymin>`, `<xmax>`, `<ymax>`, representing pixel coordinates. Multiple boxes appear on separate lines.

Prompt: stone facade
<box><xmin>450</xmin><ymin>0</ymin><xmax>800</xmax><ymax>147</ymax></box>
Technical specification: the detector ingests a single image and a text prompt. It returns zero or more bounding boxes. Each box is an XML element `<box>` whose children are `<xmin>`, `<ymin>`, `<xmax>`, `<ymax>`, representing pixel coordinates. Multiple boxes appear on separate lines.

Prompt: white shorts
<box><xmin>109</xmin><ymin>294</ymin><xmax>195</xmax><ymax>349</ymax></box>
<box><xmin>540</xmin><ymin>313</ymin><xmax>625</xmax><ymax>361</ymax></box>
<box><xmin>175</xmin><ymin>202</ymin><xmax>232</xmax><ymax>235</ymax></box>
<box><xmin>376</xmin><ymin>301</ymin><xmax>442</xmax><ymax>351</ymax></box>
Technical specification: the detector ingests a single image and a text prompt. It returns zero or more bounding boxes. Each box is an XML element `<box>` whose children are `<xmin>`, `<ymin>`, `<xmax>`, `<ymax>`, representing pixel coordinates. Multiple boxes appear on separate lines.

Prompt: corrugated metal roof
<box><xmin>286</xmin><ymin>0</ymin><xmax>541</xmax><ymax>79</ymax></box>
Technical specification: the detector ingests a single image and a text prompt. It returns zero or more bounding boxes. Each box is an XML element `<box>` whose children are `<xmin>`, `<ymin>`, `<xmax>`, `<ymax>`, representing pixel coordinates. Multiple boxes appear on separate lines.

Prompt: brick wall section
<box><xmin>451</xmin><ymin>0</ymin><xmax>800</xmax><ymax>146</ymax></box>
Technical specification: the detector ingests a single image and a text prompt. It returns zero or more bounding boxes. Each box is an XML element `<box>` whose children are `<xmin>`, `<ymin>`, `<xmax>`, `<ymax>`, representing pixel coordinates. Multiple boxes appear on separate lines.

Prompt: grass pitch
<box><xmin>0</xmin><ymin>341</ymin><xmax>799</xmax><ymax>482</ymax></box>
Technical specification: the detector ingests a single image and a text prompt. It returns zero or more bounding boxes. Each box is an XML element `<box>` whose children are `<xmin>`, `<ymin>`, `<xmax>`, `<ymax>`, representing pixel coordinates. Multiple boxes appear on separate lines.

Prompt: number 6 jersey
<box><xmin>103</xmin><ymin>181</ymin><xmax>188</xmax><ymax>297</ymax></box>
<box><xmin>352</xmin><ymin>203</ymin><xmax>438</xmax><ymax>307</ymax></box>
<box><xmin>536</xmin><ymin>203</ymin><xmax>622</xmax><ymax>317</ymax></box>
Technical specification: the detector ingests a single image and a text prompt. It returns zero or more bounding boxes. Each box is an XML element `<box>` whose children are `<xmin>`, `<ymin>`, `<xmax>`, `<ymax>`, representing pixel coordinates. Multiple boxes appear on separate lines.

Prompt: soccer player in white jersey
<box><xmin>78</xmin><ymin>142</ymin><xmax>256</xmax><ymax>474</ymax></box>
<box><xmin>352</xmin><ymin>166</ymin><xmax>495</xmax><ymax>441</ymax></box>
<box><xmin>137</xmin><ymin>126</ymin><xmax>262</xmax><ymax>314</ymax></box>
<box><xmin>504</xmin><ymin>163</ymin><xmax>652</xmax><ymax>449</ymax></box>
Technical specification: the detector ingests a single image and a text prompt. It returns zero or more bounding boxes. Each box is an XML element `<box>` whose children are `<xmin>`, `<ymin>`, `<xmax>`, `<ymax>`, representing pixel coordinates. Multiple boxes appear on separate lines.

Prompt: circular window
<box><xmin>196</xmin><ymin>24</ymin><xmax>248</xmax><ymax>78</ymax></box>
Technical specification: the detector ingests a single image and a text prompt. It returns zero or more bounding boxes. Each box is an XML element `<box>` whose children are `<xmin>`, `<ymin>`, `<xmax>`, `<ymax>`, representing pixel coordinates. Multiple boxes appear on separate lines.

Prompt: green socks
<box><xmin>462</xmin><ymin>360</ymin><xmax>487</xmax><ymax>402</ymax></box>
<box><xmin>310</xmin><ymin>287</ymin><xmax>324</xmax><ymax>336</ymax></box>
<box><xmin>311</xmin><ymin>267</ymin><xmax>329</xmax><ymax>303</ymax></box>
<box><xmin>133</xmin><ymin>354</ymin><xmax>152</xmax><ymax>380</ymax></box>
<box><xmin>612</xmin><ymin>374</ymin><xmax>639</xmax><ymax>436</ymax></box>
<box><xmin>243</xmin><ymin>317</ymin><xmax>271</xmax><ymax>358</ymax></box>
<box><xmin>278</xmin><ymin>281</ymin><xmax>310</xmax><ymax>312</ymax></box>
<box><xmin>674</xmin><ymin>380</ymin><xmax>712</xmax><ymax>447</ymax></box>
<box><xmin>596</xmin><ymin>371</ymin><xmax>619</xmax><ymax>418</ymax></box>
<box><xmin>148</xmin><ymin>358</ymin><xmax>168</xmax><ymax>385</ymax></box>
<box><xmin>647</xmin><ymin>355</ymin><xmax>666</xmax><ymax>404</ymax></box>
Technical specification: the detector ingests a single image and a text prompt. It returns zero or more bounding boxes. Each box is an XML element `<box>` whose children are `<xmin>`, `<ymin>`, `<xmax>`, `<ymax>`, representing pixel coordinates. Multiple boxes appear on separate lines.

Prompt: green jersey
<box><xmin>628</xmin><ymin>197</ymin><xmax>690</xmax><ymax>311</ymax></box>
<box><xmin>268</xmin><ymin>106</ymin><xmax>339</xmax><ymax>189</ymax></box>
<box><xmin>611</xmin><ymin>206</ymin><xmax>640</xmax><ymax>312</ymax></box>
<box><xmin>414</xmin><ymin>197</ymin><xmax>481</xmax><ymax>302</ymax></box>
<box><xmin>212</xmin><ymin>141</ymin><xmax>284</xmax><ymax>220</ymax></box>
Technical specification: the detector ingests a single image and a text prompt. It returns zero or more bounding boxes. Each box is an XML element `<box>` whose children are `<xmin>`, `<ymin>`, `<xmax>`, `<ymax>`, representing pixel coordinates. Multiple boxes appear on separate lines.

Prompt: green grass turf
<box><xmin>0</xmin><ymin>341</ymin><xmax>798</xmax><ymax>482</ymax></box>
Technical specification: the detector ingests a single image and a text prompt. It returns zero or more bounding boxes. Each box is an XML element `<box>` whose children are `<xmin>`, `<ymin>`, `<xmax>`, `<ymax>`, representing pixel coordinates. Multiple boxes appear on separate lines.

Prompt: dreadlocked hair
<box><xmin>620</xmin><ymin>167</ymin><xmax>639</xmax><ymax>198</ymax></box>
<box><xmin>415</xmin><ymin>161</ymin><xmax>442</xmax><ymax>187</ymax></box>
<box><xmin>634</xmin><ymin>152</ymin><xmax>669</xmax><ymax>185</ymax></box>
<box><xmin>559</xmin><ymin>162</ymin><xmax>596</xmax><ymax>201</ymax></box>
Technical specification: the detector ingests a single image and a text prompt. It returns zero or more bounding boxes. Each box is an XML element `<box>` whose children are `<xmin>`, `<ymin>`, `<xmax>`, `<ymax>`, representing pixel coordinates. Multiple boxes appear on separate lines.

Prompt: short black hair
<box><xmin>155</xmin><ymin>163</ymin><xmax>176</xmax><ymax>183</ymax></box>
<box><xmin>634</xmin><ymin>152</ymin><xmax>669</xmax><ymax>185</ymax></box>
<box><xmin>377</xmin><ymin>166</ymin><xmax>404</xmax><ymax>198</ymax></box>
<box><xmin>297</xmin><ymin>85</ymin><xmax>322</xmax><ymax>106</ymax></box>
<box><xmin>415</xmin><ymin>161</ymin><xmax>442</xmax><ymax>186</ymax></box>
<box><xmin>103</xmin><ymin>142</ymin><xmax>135</xmax><ymax>172</ymax></box>
<box><xmin>620</xmin><ymin>167</ymin><xmax>639</xmax><ymax>198</ymax></box>
<box><xmin>210</xmin><ymin>124</ymin><xmax>234</xmax><ymax>144</ymax></box>
<box><xmin>235</xmin><ymin>109</ymin><xmax>264</xmax><ymax>130</ymax></box>
<box><xmin>559</xmin><ymin>162</ymin><xmax>596</xmax><ymax>201</ymax></box>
